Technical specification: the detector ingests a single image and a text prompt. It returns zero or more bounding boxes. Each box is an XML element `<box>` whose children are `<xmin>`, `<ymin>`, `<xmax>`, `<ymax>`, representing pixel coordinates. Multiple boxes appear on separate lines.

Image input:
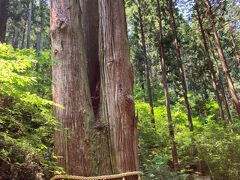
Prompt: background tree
<box><xmin>0</xmin><ymin>0</ymin><xmax>9</xmax><ymax>42</ymax></box>
<box><xmin>203</xmin><ymin>0</ymin><xmax>240</xmax><ymax>117</ymax></box>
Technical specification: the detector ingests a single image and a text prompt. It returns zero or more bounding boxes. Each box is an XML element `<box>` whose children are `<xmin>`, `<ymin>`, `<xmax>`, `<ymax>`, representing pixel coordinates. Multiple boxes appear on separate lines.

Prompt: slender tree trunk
<box><xmin>203</xmin><ymin>0</ymin><xmax>240</xmax><ymax>117</ymax></box>
<box><xmin>0</xmin><ymin>0</ymin><xmax>9</xmax><ymax>42</ymax></box>
<box><xmin>51</xmin><ymin>0</ymin><xmax>93</xmax><ymax>175</ymax></box>
<box><xmin>136</xmin><ymin>0</ymin><xmax>155</xmax><ymax>125</ymax></box>
<box><xmin>156</xmin><ymin>0</ymin><xmax>179</xmax><ymax>171</ymax></box>
<box><xmin>36</xmin><ymin>0</ymin><xmax>45</xmax><ymax>52</ymax></box>
<box><xmin>219</xmin><ymin>78</ymin><xmax>233</xmax><ymax>124</ymax></box>
<box><xmin>231</xmin><ymin>34</ymin><xmax>240</xmax><ymax>71</ymax></box>
<box><xmin>167</xmin><ymin>0</ymin><xmax>193</xmax><ymax>131</ymax></box>
<box><xmin>12</xmin><ymin>26</ymin><xmax>19</xmax><ymax>48</ymax></box>
<box><xmin>99</xmin><ymin>0</ymin><xmax>138</xmax><ymax>178</ymax></box>
<box><xmin>137</xmin><ymin>53</ymin><xmax>145</xmax><ymax>91</ymax></box>
<box><xmin>211</xmin><ymin>48</ymin><xmax>233</xmax><ymax>123</ymax></box>
<box><xmin>196</xmin><ymin>5</ymin><xmax>225</xmax><ymax>121</ymax></box>
<box><xmin>231</xmin><ymin>35</ymin><xmax>240</xmax><ymax>63</ymax></box>
<box><xmin>21</xmin><ymin>23</ymin><xmax>26</xmax><ymax>49</ymax></box>
<box><xmin>25</xmin><ymin>0</ymin><xmax>32</xmax><ymax>48</ymax></box>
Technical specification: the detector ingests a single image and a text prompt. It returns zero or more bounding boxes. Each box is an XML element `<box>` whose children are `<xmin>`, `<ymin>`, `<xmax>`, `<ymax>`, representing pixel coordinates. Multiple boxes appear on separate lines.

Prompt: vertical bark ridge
<box><xmin>99</xmin><ymin>1</ymin><xmax>138</xmax><ymax>178</ymax></box>
<box><xmin>51</xmin><ymin>0</ymin><xmax>139</xmax><ymax>177</ymax></box>
<box><xmin>51</xmin><ymin>0</ymin><xmax>93</xmax><ymax>175</ymax></box>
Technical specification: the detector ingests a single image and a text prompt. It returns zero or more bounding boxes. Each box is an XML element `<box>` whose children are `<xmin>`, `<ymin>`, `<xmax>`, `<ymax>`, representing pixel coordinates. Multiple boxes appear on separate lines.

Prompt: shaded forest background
<box><xmin>0</xmin><ymin>0</ymin><xmax>240</xmax><ymax>179</ymax></box>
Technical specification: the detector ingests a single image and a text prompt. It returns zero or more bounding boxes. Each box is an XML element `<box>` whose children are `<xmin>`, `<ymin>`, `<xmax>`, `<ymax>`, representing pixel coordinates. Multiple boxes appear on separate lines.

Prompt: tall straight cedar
<box><xmin>203</xmin><ymin>0</ymin><xmax>240</xmax><ymax>117</ymax></box>
<box><xmin>156</xmin><ymin>0</ymin><xmax>179</xmax><ymax>171</ymax></box>
<box><xmin>195</xmin><ymin>4</ymin><xmax>225</xmax><ymax>121</ymax></box>
<box><xmin>51</xmin><ymin>0</ymin><xmax>138</xmax><ymax>177</ymax></box>
<box><xmin>167</xmin><ymin>0</ymin><xmax>194</xmax><ymax>131</ymax></box>
<box><xmin>135</xmin><ymin>0</ymin><xmax>155</xmax><ymax>125</ymax></box>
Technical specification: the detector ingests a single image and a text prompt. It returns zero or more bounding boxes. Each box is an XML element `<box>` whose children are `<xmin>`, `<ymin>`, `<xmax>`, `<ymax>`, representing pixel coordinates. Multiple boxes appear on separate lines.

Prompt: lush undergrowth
<box><xmin>0</xmin><ymin>44</ymin><xmax>62</xmax><ymax>179</ymax></box>
<box><xmin>135</xmin><ymin>86</ymin><xmax>240</xmax><ymax>180</ymax></box>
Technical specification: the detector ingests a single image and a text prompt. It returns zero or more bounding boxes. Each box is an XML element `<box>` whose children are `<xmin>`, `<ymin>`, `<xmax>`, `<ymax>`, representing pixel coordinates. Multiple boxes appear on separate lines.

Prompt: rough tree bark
<box><xmin>0</xmin><ymin>0</ymin><xmax>9</xmax><ymax>42</ymax></box>
<box><xmin>51</xmin><ymin>0</ymin><xmax>139</xmax><ymax>177</ymax></box>
<box><xmin>156</xmin><ymin>0</ymin><xmax>179</xmax><ymax>171</ymax></box>
<box><xmin>80</xmin><ymin>0</ymin><xmax>113</xmax><ymax>175</ymax></box>
<box><xmin>135</xmin><ymin>0</ymin><xmax>155</xmax><ymax>125</ymax></box>
<box><xmin>51</xmin><ymin>0</ymin><xmax>93</xmax><ymax>175</ymax></box>
<box><xmin>167</xmin><ymin>0</ymin><xmax>194</xmax><ymax>131</ymax></box>
<box><xmin>196</xmin><ymin>5</ymin><xmax>225</xmax><ymax>121</ymax></box>
<box><xmin>99</xmin><ymin>1</ymin><xmax>139</xmax><ymax>178</ymax></box>
<box><xmin>203</xmin><ymin>0</ymin><xmax>240</xmax><ymax>117</ymax></box>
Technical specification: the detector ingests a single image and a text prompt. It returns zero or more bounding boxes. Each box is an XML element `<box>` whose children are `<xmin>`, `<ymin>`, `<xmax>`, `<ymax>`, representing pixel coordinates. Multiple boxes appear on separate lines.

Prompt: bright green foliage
<box><xmin>0</xmin><ymin>44</ymin><xmax>61</xmax><ymax>179</ymax></box>
<box><xmin>193</xmin><ymin>123</ymin><xmax>240</xmax><ymax>179</ymax></box>
<box><xmin>136</xmin><ymin>96</ymin><xmax>240</xmax><ymax>179</ymax></box>
<box><xmin>136</xmin><ymin>101</ymin><xmax>180</xmax><ymax>179</ymax></box>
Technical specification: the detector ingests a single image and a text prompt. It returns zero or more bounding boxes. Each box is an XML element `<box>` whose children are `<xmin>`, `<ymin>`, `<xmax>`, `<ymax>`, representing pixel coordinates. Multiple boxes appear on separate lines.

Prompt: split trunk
<box><xmin>51</xmin><ymin>0</ymin><xmax>138</xmax><ymax>178</ymax></box>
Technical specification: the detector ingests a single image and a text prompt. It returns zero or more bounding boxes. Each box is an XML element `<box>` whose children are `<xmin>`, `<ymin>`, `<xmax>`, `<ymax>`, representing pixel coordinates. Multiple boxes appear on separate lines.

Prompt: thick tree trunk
<box><xmin>25</xmin><ymin>0</ymin><xmax>32</xmax><ymax>48</ymax></box>
<box><xmin>156</xmin><ymin>0</ymin><xmax>179</xmax><ymax>171</ymax></box>
<box><xmin>168</xmin><ymin>0</ymin><xmax>193</xmax><ymax>131</ymax></box>
<box><xmin>196</xmin><ymin>5</ymin><xmax>225</xmax><ymax>121</ymax></box>
<box><xmin>136</xmin><ymin>0</ymin><xmax>155</xmax><ymax>125</ymax></box>
<box><xmin>99</xmin><ymin>1</ymin><xmax>139</xmax><ymax>178</ymax></box>
<box><xmin>0</xmin><ymin>0</ymin><xmax>9</xmax><ymax>42</ymax></box>
<box><xmin>51</xmin><ymin>0</ymin><xmax>94</xmax><ymax>175</ymax></box>
<box><xmin>51</xmin><ymin>0</ymin><xmax>138</xmax><ymax>177</ymax></box>
<box><xmin>80</xmin><ymin>0</ymin><xmax>113</xmax><ymax>175</ymax></box>
<box><xmin>203</xmin><ymin>0</ymin><xmax>240</xmax><ymax>117</ymax></box>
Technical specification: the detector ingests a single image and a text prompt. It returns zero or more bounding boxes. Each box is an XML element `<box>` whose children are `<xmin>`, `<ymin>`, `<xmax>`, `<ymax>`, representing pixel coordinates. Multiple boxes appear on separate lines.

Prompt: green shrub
<box><xmin>0</xmin><ymin>44</ymin><xmax>62</xmax><ymax>179</ymax></box>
